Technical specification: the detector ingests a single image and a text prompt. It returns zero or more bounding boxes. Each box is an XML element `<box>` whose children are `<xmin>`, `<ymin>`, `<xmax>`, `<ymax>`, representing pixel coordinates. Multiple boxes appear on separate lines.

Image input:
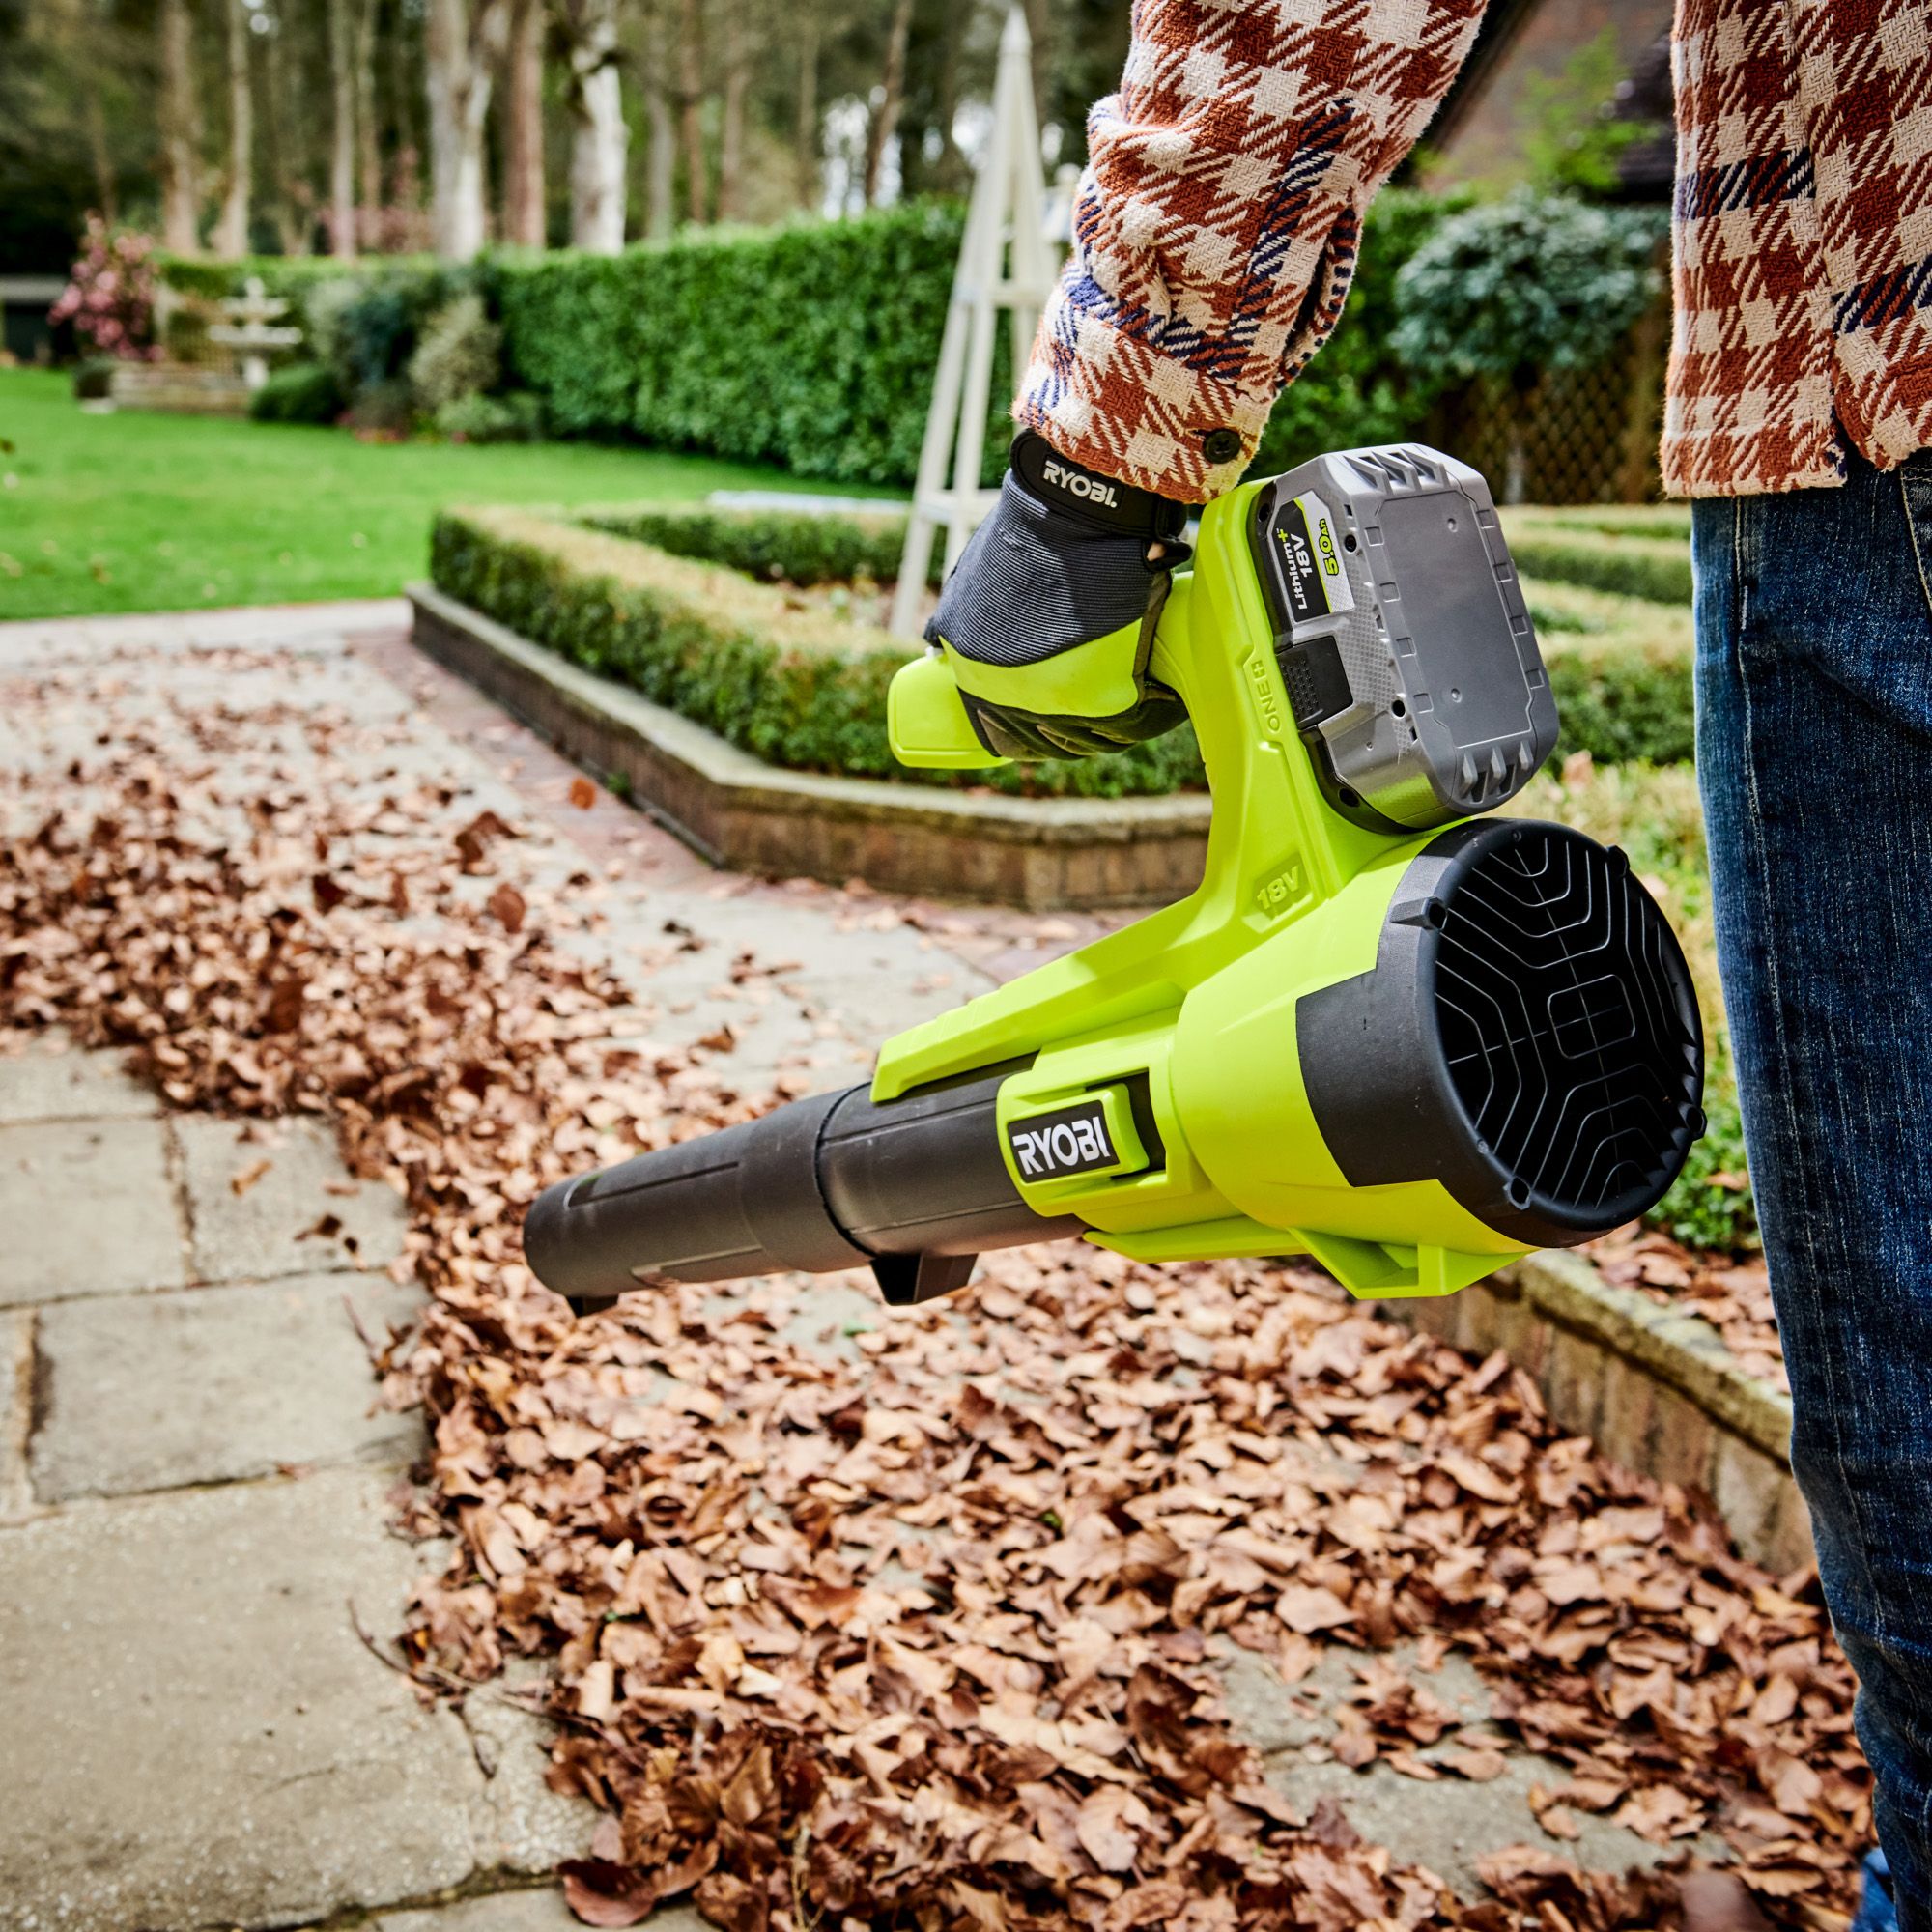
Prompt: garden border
<box><xmin>408</xmin><ymin>583</ymin><xmax>1210</xmax><ymax>910</ymax></box>
<box><xmin>1382</xmin><ymin>1249</ymin><xmax>1807</xmax><ymax>1575</ymax></box>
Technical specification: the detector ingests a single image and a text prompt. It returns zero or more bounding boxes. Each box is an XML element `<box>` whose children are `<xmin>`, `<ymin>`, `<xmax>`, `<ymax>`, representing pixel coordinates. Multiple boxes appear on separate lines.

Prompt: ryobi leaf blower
<box><xmin>525</xmin><ymin>447</ymin><xmax>1704</xmax><ymax>1314</ymax></box>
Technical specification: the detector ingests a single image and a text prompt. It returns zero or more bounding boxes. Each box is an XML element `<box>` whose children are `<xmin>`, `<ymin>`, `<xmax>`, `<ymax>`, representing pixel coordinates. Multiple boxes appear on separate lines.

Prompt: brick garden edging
<box><xmin>1384</xmin><ymin>1249</ymin><xmax>1807</xmax><ymax>1575</ymax></box>
<box><xmin>409</xmin><ymin>584</ymin><xmax>1210</xmax><ymax>912</ymax></box>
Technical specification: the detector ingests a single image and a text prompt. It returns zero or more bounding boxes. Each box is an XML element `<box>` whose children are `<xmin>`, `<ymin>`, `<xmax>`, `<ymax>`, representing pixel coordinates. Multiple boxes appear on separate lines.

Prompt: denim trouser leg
<box><xmin>1694</xmin><ymin>452</ymin><xmax>1932</xmax><ymax>1931</ymax></box>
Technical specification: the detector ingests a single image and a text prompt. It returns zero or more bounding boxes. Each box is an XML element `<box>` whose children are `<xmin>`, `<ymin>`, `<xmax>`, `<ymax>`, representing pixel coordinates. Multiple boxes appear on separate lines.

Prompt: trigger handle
<box><xmin>888</xmin><ymin>652</ymin><xmax>1011</xmax><ymax>771</ymax></box>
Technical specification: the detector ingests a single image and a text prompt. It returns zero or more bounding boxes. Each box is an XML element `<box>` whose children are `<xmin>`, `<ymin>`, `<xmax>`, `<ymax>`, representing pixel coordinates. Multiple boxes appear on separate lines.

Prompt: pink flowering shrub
<box><xmin>50</xmin><ymin>216</ymin><xmax>160</xmax><ymax>361</ymax></box>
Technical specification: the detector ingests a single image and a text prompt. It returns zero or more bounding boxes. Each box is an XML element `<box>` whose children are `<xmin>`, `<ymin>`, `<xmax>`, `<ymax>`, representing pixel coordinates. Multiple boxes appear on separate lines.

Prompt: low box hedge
<box><xmin>1526</xmin><ymin>580</ymin><xmax>1694</xmax><ymax>765</ymax></box>
<box><xmin>1501</xmin><ymin>511</ymin><xmax>1693</xmax><ymax>606</ymax></box>
<box><xmin>428</xmin><ymin>506</ymin><xmax>1206</xmax><ymax>798</ymax></box>
<box><xmin>580</xmin><ymin>503</ymin><xmax>917</xmax><ymax>587</ymax></box>
<box><xmin>429</xmin><ymin>503</ymin><xmax>1696</xmax><ymax>807</ymax></box>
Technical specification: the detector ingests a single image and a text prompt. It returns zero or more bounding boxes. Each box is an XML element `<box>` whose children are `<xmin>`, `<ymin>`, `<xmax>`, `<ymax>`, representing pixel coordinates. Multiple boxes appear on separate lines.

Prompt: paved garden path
<box><xmin>0</xmin><ymin>603</ymin><xmax>1672</xmax><ymax>1931</ymax></box>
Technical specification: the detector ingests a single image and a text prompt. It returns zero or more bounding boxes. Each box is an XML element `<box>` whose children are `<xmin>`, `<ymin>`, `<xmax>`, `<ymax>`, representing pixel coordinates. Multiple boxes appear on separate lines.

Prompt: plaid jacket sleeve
<box><xmin>1017</xmin><ymin>0</ymin><xmax>1489</xmax><ymax>503</ymax></box>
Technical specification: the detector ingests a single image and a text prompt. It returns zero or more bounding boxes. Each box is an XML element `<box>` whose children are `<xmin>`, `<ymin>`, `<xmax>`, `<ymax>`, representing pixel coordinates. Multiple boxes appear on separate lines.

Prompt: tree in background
<box><xmin>211</xmin><ymin>0</ymin><xmax>254</xmax><ymax>258</ymax></box>
<box><xmin>501</xmin><ymin>0</ymin><xmax>547</xmax><ymax>245</ymax></box>
<box><xmin>557</xmin><ymin>0</ymin><xmax>628</xmax><ymax>249</ymax></box>
<box><xmin>158</xmin><ymin>0</ymin><xmax>203</xmax><ymax>251</ymax></box>
<box><xmin>424</xmin><ymin>0</ymin><xmax>509</xmax><ymax>260</ymax></box>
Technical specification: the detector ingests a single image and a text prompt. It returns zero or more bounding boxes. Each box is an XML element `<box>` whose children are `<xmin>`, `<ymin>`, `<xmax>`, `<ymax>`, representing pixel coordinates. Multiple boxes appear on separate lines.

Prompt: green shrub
<box><xmin>249</xmin><ymin>362</ymin><xmax>344</xmax><ymax>424</ymax></box>
<box><xmin>581</xmin><ymin>504</ymin><xmax>913</xmax><ymax>585</ymax></box>
<box><xmin>1653</xmin><ymin>1060</ymin><xmax>1756</xmax><ymax>1255</ymax></box>
<box><xmin>304</xmin><ymin>263</ymin><xmax>456</xmax><ymax>406</ymax></box>
<box><xmin>1547</xmin><ymin>646</ymin><xmax>1693</xmax><ymax>765</ymax></box>
<box><xmin>488</xmin><ymin>204</ymin><xmax>1008</xmax><ymax>487</ymax></box>
<box><xmin>71</xmin><ymin>357</ymin><xmax>116</xmax><ymax>401</ymax></box>
<box><xmin>1506</xmin><ymin>521</ymin><xmax>1692</xmax><ymax>604</ymax></box>
<box><xmin>436</xmin><ymin>390</ymin><xmax>545</xmax><ymax>443</ymax></box>
<box><xmin>156</xmin><ymin>251</ymin><xmax>440</xmax><ymax>305</ymax></box>
<box><xmin>1392</xmin><ymin>190</ymin><xmax>1667</xmax><ymax>388</ymax></box>
<box><xmin>410</xmin><ymin>292</ymin><xmax>501</xmax><ymax>415</ymax></box>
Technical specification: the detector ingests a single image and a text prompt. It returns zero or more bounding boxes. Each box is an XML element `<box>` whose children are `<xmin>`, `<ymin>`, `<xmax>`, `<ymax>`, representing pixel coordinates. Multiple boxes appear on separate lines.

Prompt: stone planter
<box><xmin>409</xmin><ymin>584</ymin><xmax>1211</xmax><ymax>911</ymax></box>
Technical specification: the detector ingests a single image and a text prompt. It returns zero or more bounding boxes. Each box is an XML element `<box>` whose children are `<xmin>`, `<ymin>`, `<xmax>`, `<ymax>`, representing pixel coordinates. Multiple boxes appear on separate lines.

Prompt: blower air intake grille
<box><xmin>1297</xmin><ymin>819</ymin><xmax>1704</xmax><ymax>1248</ymax></box>
<box><xmin>1431</xmin><ymin>826</ymin><xmax>1702</xmax><ymax>1232</ymax></box>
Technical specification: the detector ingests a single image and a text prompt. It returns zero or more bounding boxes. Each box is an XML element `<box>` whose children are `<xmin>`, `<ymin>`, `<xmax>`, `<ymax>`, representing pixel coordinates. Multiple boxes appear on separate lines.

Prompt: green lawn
<box><xmin>0</xmin><ymin>368</ymin><xmax>895</xmax><ymax>620</ymax></box>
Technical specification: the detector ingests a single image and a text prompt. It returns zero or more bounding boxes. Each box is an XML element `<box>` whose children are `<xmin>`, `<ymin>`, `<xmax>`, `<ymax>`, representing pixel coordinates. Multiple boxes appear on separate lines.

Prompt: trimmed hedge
<box><xmin>582</xmin><ymin>504</ymin><xmax>915</xmax><ymax>586</ymax></box>
<box><xmin>1526</xmin><ymin>580</ymin><xmax>1694</xmax><ymax>765</ymax></box>
<box><xmin>430</xmin><ymin>505</ymin><xmax>1697</xmax><ymax>804</ymax></box>
<box><xmin>431</xmin><ymin>505</ymin><xmax>1205</xmax><ymax>798</ymax></box>
<box><xmin>1503</xmin><ymin>512</ymin><xmax>1692</xmax><ymax>605</ymax></box>
<box><xmin>488</xmin><ymin>205</ymin><xmax>1001</xmax><ymax>487</ymax></box>
<box><xmin>157</xmin><ymin>252</ymin><xmax>441</xmax><ymax>304</ymax></box>
<box><xmin>432</xmin><ymin>507</ymin><xmax>913</xmax><ymax>779</ymax></box>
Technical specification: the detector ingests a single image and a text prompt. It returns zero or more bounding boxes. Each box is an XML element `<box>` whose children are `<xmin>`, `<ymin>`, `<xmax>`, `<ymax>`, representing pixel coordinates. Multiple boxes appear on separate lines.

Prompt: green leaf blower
<box><xmin>525</xmin><ymin>447</ymin><xmax>1704</xmax><ymax>1314</ymax></box>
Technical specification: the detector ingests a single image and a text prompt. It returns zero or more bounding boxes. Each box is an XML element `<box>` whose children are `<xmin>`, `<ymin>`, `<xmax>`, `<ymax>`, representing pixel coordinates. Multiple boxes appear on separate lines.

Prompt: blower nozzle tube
<box><xmin>522</xmin><ymin>1067</ymin><xmax>1083</xmax><ymax>1313</ymax></box>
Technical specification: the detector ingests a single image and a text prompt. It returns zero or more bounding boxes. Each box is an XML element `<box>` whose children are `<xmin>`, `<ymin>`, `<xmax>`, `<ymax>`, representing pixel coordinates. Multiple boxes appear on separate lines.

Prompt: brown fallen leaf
<box><xmin>230</xmin><ymin>1157</ymin><xmax>272</xmax><ymax>1197</ymax></box>
<box><xmin>569</xmin><ymin>775</ymin><xmax>599</xmax><ymax>810</ymax></box>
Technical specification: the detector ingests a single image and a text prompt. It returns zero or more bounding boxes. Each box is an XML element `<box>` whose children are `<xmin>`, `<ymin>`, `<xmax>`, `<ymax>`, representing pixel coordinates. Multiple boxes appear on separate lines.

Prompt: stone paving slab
<box><xmin>0</xmin><ymin>1116</ymin><xmax>185</xmax><ymax>1307</ymax></box>
<box><xmin>30</xmin><ymin>1271</ymin><xmax>425</xmax><ymax>1503</ymax></box>
<box><xmin>175</xmin><ymin>1114</ymin><xmax>410</xmax><ymax>1283</ymax></box>
<box><xmin>1221</xmin><ymin>1639</ymin><xmax>1686</xmax><ymax>1895</ymax></box>
<box><xmin>0</xmin><ymin>1037</ymin><xmax>157</xmax><ymax>1124</ymax></box>
<box><xmin>0</xmin><ymin>1466</ymin><xmax>484</xmax><ymax>1932</ymax></box>
<box><xmin>462</xmin><ymin>1661</ymin><xmax>598</xmax><ymax>1877</ymax></box>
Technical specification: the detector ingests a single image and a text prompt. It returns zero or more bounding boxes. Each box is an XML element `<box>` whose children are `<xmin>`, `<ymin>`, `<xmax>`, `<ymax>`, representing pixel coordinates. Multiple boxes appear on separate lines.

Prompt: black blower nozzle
<box><xmin>522</xmin><ymin>1067</ymin><xmax>1082</xmax><ymax>1312</ymax></box>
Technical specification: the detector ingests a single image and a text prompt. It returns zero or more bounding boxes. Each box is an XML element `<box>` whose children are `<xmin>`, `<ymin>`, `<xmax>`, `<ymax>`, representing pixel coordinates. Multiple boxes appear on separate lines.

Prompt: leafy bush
<box><xmin>436</xmin><ymin>390</ymin><xmax>545</xmax><ymax>443</ymax></box>
<box><xmin>489</xmin><ymin>203</ymin><xmax>1008</xmax><ymax>487</ymax></box>
<box><xmin>249</xmin><ymin>362</ymin><xmax>344</xmax><ymax>425</ymax></box>
<box><xmin>1547</xmin><ymin>646</ymin><xmax>1693</xmax><ymax>765</ymax></box>
<box><xmin>1393</xmin><ymin>190</ymin><xmax>1666</xmax><ymax>389</ymax></box>
<box><xmin>434</xmin><ymin>507</ymin><xmax>916</xmax><ymax>777</ymax></box>
<box><xmin>304</xmin><ymin>264</ymin><xmax>455</xmax><ymax>406</ymax></box>
<box><xmin>410</xmin><ymin>293</ymin><xmax>502</xmax><ymax>415</ymax></box>
<box><xmin>582</xmin><ymin>504</ymin><xmax>914</xmax><ymax>585</ymax></box>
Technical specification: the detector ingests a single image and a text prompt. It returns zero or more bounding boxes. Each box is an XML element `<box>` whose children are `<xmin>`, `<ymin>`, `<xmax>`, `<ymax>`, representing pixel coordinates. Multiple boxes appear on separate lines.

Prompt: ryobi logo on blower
<box><xmin>1008</xmin><ymin>1102</ymin><xmax>1119</xmax><ymax>1179</ymax></box>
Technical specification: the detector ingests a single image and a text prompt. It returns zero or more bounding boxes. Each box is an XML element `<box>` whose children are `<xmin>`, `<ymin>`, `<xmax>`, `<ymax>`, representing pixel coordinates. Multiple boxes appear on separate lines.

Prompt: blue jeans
<box><xmin>1695</xmin><ymin>449</ymin><xmax>1932</xmax><ymax>1932</ymax></box>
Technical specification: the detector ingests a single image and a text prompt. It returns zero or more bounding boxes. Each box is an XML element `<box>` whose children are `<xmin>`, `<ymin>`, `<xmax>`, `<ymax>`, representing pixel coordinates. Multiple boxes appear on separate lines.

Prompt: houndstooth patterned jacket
<box><xmin>1017</xmin><ymin>0</ymin><xmax>1932</xmax><ymax>503</ymax></box>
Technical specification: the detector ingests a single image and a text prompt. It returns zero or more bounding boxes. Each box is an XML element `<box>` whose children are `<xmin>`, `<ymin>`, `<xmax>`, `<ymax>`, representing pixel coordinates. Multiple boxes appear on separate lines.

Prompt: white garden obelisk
<box><xmin>889</xmin><ymin>6</ymin><xmax>1061</xmax><ymax>638</ymax></box>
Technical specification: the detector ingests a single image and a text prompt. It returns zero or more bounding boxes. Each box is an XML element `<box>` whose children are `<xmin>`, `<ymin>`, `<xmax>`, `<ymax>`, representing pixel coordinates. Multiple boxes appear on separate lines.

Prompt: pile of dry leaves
<box><xmin>0</xmin><ymin>654</ymin><xmax>1863</xmax><ymax>1932</ymax></box>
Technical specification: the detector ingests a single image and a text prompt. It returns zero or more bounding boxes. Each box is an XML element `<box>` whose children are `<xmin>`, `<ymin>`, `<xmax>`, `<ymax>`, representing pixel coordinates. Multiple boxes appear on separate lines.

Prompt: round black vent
<box><xmin>1430</xmin><ymin>823</ymin><xmax>1703</xmax><ymax>1234</ymax></box>
<box><xmin>1296</xmin><ymin>819</ymin><xmax>1704</xmax><ymax>1249</ymax></box>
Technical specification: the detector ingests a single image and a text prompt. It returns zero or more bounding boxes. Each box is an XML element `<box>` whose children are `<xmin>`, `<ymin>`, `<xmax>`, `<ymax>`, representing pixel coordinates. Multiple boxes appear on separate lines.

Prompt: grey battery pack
<box><xmin>1248</xmin><ymin>444</ymin><xmax>1558</xmax><ymax>831</ymax></box>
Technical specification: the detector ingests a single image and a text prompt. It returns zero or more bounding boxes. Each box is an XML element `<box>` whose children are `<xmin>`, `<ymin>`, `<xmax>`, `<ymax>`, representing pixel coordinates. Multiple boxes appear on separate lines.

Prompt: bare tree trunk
<box><xmin>716</xmin><ymin>0</ymin><xmax>750</xmax><ymax>222</ymax></box>
<box><xmin>560</xmin><ymin>0</ymin><xmax>626</xmax><ymax>249</ymax></box>
<box><xmin>675</xmin><ymin>0</ymin><xmax>705</xmax><ymax>225</ymax></box>
<box><xmin>862</xmin><ymin>0</ymin><xmax>911</xmax><ymax>210</ymax></box>
<box><xmin>792</xmin><ymin>9</ymin><xmax>817</xmax><ymax>211</ymax></box>
<box><xmin>327</xmin><ymin>0</ymin><xmax>357</xmax><ymax>255</ymax></box>
<box><xmin>425</xmin><ymin>0</ymin><xmax>509</xmax><ymax>260</ymax></box>
<box><xmin>354</xmin><ymin>0</ymin><xmax>382</xmax><ymax>246</ymax></box>
<box><xmin>158</xmin><ymin>0</ymin><xmax>202</xmax><ymax>251</ymax></box>
<box><xmin>503</xmin><ymin>0</ymin><xmax>547</xmax><ymax>245</ymax></box>
<box><xmin>638</xmin><ymin>1</ymin><xmax>676</xmax><ymax>238</ymax></box>
<box><xmin>213</xmin><ymin>0</ymin><xmax>253</xmax><ymax>257</ymax></box>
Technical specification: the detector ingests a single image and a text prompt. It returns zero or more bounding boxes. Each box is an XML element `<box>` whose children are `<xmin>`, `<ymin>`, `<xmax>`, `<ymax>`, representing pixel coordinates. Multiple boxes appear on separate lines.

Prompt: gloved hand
<box><xmin>924</xmin><ymin>431</ymin><xmax>1192</xmax><ymax>761</ymax></box>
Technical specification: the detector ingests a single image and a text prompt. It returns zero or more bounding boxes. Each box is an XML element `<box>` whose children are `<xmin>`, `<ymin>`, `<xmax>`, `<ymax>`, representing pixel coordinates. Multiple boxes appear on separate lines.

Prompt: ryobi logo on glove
<box><xmin>1008</xmin><ymin>1101</ymin><xmax>1119</xmax><ymax>1179</ymax></box>
<box><xmin>1041</xmin><ymin>460</ymin><xmax>1121</xmax><ymax>510</ymax></box>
